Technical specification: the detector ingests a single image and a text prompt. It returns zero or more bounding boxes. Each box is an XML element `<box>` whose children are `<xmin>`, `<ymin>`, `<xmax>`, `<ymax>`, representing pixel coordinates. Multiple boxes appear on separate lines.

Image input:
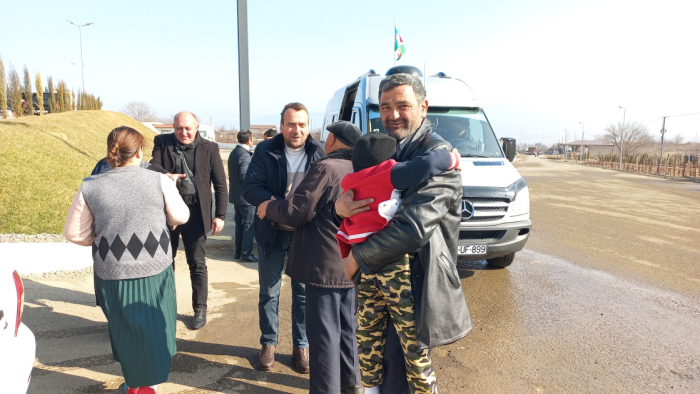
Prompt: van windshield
<box><xmin>368</xmin><ymin>107</ymin><xmax>504</xmax><ymax>158</ymax></box>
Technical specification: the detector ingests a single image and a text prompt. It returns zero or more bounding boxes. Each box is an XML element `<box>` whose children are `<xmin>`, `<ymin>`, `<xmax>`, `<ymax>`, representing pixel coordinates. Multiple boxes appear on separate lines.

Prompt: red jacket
<box><xmin>336</xmin><ymin>160</ymin><xmax>400</xmax><ymax>258</ymax></box>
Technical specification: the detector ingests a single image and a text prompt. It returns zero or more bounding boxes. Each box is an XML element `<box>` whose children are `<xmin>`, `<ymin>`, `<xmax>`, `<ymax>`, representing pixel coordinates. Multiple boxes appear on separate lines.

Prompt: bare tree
<box><xmin>604</xmin><ymin>121</ymin><xmax>652</xmax><ymax>157</ymax></box>
<box><xmin>0</xmin><ymin>54</ymin><xmax>6</xmax><ymax>119</ymax></box>
<box><xmin>23</xmin><ymin>66</ymin><xmax>33</xmax><ymax>115</ymax></box>
<box><xmin>122</xmin><ymin>101</ymin><xmax>156</xmax><ymax>121</ymax></box>
<box><xmin>8</xmin><ymin>65</ymin><xmax>22</xmax><ymax>117</ymax></box>
<box><xmin>671</xmin><ymin>134</ymin><xmax>684</xmax><ymax>144</ymax></box>
<box><xmin>35</xmin><ymin>73</ymin><xmax>43</xmax><ymax>115</ymax></box>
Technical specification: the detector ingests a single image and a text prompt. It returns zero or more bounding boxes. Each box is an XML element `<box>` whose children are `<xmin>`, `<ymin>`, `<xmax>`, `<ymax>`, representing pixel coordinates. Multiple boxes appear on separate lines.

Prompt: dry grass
<box><xmin>0</xmin><ymin>110</ymin><xmax>158</xmax><ymax>234</ymax></box>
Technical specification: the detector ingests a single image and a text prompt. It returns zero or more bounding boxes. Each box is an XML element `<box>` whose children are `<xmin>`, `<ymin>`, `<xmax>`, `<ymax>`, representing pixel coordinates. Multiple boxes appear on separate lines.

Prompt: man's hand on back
<box><xmin>211</xmin><ymin>217</ymin><xmax>224</xmax><ymax>235</ymax></box>
<box><xmin>452</xmin><ymin>148</ymin><xmax>463</xmax><ymax>171</ymax></box>
<box><xmin>334</xmin><ymin>190</ymin><xmax>374</xmax><ymax>218</ymax></box>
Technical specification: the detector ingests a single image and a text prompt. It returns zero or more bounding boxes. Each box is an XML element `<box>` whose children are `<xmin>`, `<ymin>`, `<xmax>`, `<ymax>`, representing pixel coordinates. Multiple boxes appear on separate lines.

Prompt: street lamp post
<box><xmin>618</xmin><ymin>106</ymin><xmax>626</xmax><ymax>170</ymax></box>
<box><xmin>579</xmin><ymin>122</ymin><xmax>585</xmax><ymax>161</ymax></box>
<box><xmin>67</xmin><ymin>21</ymin><xmax>94</xmax><ymax>93</ymax></box>
<box><xmin>658</xmin><ymin>116</ymin><xmax>668</xmax><ymax>175</ymax></box>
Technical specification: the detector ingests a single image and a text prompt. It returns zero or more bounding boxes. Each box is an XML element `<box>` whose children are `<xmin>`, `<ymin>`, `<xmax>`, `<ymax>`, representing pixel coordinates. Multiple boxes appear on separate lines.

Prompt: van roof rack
<box><xmin>430</xmin><ymin>72</ymin><xmax>450</xmax><ymax>79</ymax></box>
<box><xmin>385</xmin><ymin>65</ymin><xmax>423</xmax><ymax>77</ymax></box>
<box><xmin>359</xmin><ymin>69</ymin><xmax>379</xmax><ymax>79</ymax></box>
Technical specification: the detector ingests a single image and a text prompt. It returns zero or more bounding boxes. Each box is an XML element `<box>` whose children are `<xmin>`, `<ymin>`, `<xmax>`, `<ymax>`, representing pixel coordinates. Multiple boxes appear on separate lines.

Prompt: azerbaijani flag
<box><xmin>394</xmin><ymin>27</ymin><xmax>405</xmax><ymax>61</ymax></box>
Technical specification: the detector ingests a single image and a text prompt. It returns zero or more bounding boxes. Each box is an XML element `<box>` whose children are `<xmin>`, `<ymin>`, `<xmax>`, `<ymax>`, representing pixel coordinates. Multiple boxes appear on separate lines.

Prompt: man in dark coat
<box><xmin>242</xmin><ymin>102</ymin><xmax>324</xmax><ymax>374</ymax></box>
<box><xmin>256</xmin><ymin>121</ymin><xmax>363</xmax><ymax>394</ymax></box>
<box><xmin>227</xmin><ymin>130</ymin><xmax>257</xmax><ymax>262</ymax></box>
<box><xmin>336</xmin><ymin>74</ymin><xmax>472</xmax><ymax>393</ymax></box>
<box><xmin>150</xmin><ymin>111</ymin><xmax>228</xmax><ymax>330</ymax></box>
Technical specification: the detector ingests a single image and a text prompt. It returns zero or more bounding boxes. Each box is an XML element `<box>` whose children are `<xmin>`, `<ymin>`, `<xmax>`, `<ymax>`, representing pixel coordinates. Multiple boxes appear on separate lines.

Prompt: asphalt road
<box><xmin>23</xmin><ymin>155</ymin><xmax>700</xmax><ymax>393</ymax></box>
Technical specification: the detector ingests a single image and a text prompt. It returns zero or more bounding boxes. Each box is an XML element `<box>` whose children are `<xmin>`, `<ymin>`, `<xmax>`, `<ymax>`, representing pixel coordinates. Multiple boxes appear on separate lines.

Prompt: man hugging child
<box><xmin>336</xmin><ymin>132</ymin><xmax>460</xmax><ymax>394</ymax></box>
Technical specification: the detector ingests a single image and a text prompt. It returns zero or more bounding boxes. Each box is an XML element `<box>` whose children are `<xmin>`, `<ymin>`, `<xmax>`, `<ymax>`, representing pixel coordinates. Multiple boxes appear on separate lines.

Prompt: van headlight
<box><xmin>510</xmin><ymin>186</ymin><xmax>530</xmax><ymax>217</ymax></box>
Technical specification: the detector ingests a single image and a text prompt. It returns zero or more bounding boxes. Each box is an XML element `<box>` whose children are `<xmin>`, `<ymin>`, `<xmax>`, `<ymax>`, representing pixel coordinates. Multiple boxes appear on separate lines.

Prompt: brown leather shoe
<box><xmin>292</xmin><ymin>347</ymin><xmax>310</xmax><ymax>374</ymax></box>
<box><xmin>257</xmin><ymin>345</ymin><xmax>275</xmax><ymax>371</ymax></box>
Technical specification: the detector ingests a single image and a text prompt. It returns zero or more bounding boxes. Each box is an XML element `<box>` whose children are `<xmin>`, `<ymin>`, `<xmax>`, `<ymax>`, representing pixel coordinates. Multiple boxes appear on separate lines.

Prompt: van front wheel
<box><xmin>486</xmin><ymin>253</ymin><xmax>515</xmax><ymax>269</ymax></box>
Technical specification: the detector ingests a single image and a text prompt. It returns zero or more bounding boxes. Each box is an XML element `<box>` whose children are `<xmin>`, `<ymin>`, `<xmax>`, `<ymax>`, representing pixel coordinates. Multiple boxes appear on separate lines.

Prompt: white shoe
<box><xmin>365</xmin><ymin>386</ymin><xmax>380</xmax><ymax>394</ymax></box>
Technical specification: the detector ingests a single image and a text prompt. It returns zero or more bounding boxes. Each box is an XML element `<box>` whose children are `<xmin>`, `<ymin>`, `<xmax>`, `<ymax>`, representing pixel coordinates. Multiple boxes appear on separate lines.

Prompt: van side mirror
<box><xmin>501</xmin><ymin>138</ymin><xmax>516</xmax><ymax>162</ymax></box>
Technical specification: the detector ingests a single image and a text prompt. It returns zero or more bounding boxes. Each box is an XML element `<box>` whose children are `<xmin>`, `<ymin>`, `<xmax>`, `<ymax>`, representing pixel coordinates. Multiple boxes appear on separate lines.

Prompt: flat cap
<box><xmin>326</xmin><ymin>121</ymin><xmax>362</xmax><ymax>148</ymax></box>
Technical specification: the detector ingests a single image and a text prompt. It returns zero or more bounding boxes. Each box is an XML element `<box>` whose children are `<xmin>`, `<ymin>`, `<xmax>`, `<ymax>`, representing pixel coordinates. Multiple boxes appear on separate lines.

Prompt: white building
<box><xmin>153</xmin><ymin>124</ymin><xmax>175</xmax><ymax>134</ymax></box>
<box><xmin>141</xmin><ymin>122</ymin><xmax>163</xmax><ymax>133</ymax></box>
<box><xmin>148</xmin><ymin>122</ymin><xmax>215</xmax><ymax>142</ymax></box>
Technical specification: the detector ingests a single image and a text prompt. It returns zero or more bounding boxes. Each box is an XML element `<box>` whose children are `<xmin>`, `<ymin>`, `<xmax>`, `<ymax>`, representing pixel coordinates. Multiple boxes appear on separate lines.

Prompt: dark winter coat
<box><xmin>150</xmin><ymin>133</ymin><xmax>228</xmax><ymax>233</ymax></box>
<box><xmin>352</xmin><ymin>121</ymin><xmax>473</xmax><ymax>349</ymax></box>
<box><xmin>91</xmin><ymin>158</ymin><xmax>155</xmax><ymax>175</ymax></box>
<box><xmin>227</xmin><ymin>145</ymin><xmax>253</xmax><ymax>206</ymax></box>
<box><xmin>265</xmin><ymin>148</ymin><xmax>354</xmax><ymax>288</ymax></box>
<box><xmin>242</xmin><ymin>133</ymin><xmax>324</xmax><ymax>255</ymax></box>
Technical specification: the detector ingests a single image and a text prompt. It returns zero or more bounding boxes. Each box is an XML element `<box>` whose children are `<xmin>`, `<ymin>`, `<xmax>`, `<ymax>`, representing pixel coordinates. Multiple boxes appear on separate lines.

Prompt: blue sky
<box><xmin>2</xmin><ymin>0</ymin><xmax>700</xmax><ymax>145</ymax></box>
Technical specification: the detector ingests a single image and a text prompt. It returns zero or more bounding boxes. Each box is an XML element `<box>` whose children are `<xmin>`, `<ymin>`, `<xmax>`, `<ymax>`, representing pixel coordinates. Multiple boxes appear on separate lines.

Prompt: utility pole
<box><xmin>67</xmin><ymin>21</ymin><xmax>94</xmax><ymax>93</ymax></box>
<box><xmin>658</xmin><ymin>116</ymin><xmax>667</xmax><ymax>175</ymax></box>
<box><xmin>618</xmin><ymin>106</ymin><xmax>626</xmax><ymax>170</ymax></box>
<box><xmin>579</xmin><ymin>122</ymin><xmax>585</xmax><ymax>161</ymax></box>
<box><xmin>237</xmin><ymin>0</ymin><xmax>251</xmax><ymax>131</ymax></box>
<box><xmin>564</xmin><ymin>128</ymin><xmax>568</xmax><ymax>160</ymax></box>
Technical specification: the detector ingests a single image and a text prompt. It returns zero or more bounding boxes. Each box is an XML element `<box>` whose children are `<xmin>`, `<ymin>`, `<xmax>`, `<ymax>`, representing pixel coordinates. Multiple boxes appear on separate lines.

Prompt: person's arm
<box><xmin>390</xmin><ymin>149</ymin><xmax>459</xmax><ymax>190</ymax></box>
<box><xmin>63</xmin><ymin>184</ymin><xmax>95</xmax><ymax>246</ymax></box>
<box><xmin>238</xmin><ymin>152</ymin><xmax>251</xmax><ymax>182</ymax></box>
<box><xmin>210</xmin><ymin>145</ymin><xmax>228</xmax><ymax>218</ymax></box>
<box><xmin>161</xmin><ymin>174</ymin><xmax>190</xmax><ymax>225</ymax></box>
<box><xmin>227</xmin><ymin>150</ymin><xmax>236</xmax><ymax>184</ymax></box>
<box><xmin>352</xmin><ymin>150</ymin><xmax>462</xmax><ymax>275</ymax></box>
<box><xmin>263</xmin><ymin>163</ymin><xmax>331</xmax><ymax>228</ymax></box>
<box><xmin>243</xmin><ymin>148</ymin><xmax>282</xmax><ymax>207</ymax></box>
<box><xmin>149</xmin><ymin>135</ymin><xmax>168</xmax><ymax>174</ymax></box>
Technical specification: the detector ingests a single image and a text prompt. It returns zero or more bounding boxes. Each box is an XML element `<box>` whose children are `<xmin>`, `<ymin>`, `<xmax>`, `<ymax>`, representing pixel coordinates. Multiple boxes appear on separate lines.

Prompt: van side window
<box><xmin>320</xmin><ymin>115</ymin><xmax>333</xmax><ymax>142</ymax></box>
<box><xmin>352</xmin><ymin>110</ymin><xmax>361</xmax><ymax>130</ymax></box>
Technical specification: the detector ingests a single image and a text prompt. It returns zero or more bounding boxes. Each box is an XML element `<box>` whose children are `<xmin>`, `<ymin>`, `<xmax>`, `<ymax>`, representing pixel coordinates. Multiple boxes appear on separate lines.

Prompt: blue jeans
<box><xmin>257</xmin><ymin>229</ymin><xmax>307</xmax><ymax>348</ymax></box>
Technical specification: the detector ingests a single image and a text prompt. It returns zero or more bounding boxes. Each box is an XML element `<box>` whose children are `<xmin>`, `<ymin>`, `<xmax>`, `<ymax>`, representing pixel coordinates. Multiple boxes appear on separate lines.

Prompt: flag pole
<box><xmin>394</xmin><ymin>19</ymin><xmax>396</xmax><ymax>67</ymax></box>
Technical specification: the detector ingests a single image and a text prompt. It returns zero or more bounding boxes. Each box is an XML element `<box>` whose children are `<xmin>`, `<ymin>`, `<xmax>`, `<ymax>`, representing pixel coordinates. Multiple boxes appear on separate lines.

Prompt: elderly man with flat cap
<box><xmin>257</xmin><ymin>121</ymin><xmax>363</xmax><ymax>394</ymax></box>
<box><xmin>150</xmin><ymin>111</ymin><xmax>228</xmax><ymax>330</ymax></box>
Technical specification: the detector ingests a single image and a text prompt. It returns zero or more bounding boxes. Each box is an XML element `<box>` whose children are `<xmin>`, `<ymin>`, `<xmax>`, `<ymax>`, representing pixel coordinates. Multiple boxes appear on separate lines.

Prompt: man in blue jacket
<box><xmin>242</xmin><ymin>102</ymin><xmax>324</xmax><ymax>374</ymax></box>
<box><xmin>227</xmin><ymin>130</ymin><xmax>256</xmax><ymax>262</ymax></box>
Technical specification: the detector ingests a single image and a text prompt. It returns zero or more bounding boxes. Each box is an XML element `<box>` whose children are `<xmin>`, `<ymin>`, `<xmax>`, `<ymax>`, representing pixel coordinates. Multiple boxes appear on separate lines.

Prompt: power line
<box><xmin>668</xmin><ymin>111</ymin><xmax>700</xmax><ymax>118</ymax></box>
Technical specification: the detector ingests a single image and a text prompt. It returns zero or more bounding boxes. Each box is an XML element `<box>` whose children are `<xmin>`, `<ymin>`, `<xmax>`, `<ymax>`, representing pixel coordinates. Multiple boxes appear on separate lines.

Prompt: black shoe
<box><xmin>241</xmin><ymin>255</ymin><xmax>258</xmax><ymax>262</ymax></box>
<box><xmin>233</xmin><ymin>254</ymin><xmax>241</xmax><ymax>260</ymax></box>
<box><xmin>192</xmin><ymin>310</ymin><xmax>206</xmax><ymax>330</ymax></box>
<box><xmin>341</xmin><ymin>384</ymin><xmax>364</xmax><ymax>394</ymax></box>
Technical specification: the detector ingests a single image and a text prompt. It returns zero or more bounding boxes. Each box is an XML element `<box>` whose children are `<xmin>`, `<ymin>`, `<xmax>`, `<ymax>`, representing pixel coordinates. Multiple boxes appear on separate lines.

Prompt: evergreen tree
<box><xmin>35</xmin><ymin>72</ymin><xmax>43</xmax><ymax>115</ymax></box>
<box><xmin>57</xmin><ymin>80</ymin><xmax>66</xmax><ymax>113</ymax></box>
<box><xmin>47</xmin><ymin>76</ymin><xmax>55</xmax><ymax>113</ymax></box>
<box><xmin>8</xmin><ymin>65</ymin><xmax>22</xmax><ymax>117</ymax></box>
<box><xmin>23</xmin><ymin>65</ymin><xmax>33</xmax><ymax>115</ymax></box>
<box><xmin>0</xmin><ymin>54</ymin><xmax>7</xmax><ymax>119</ymax></box>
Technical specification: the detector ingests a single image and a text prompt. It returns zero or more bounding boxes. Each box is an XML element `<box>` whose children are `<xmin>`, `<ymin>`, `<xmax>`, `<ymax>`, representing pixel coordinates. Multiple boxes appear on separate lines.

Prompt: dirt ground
<box><xmin>22</xmin><ymin>155</ymin><xmax>700</xmax><ymax>393</ymax></box>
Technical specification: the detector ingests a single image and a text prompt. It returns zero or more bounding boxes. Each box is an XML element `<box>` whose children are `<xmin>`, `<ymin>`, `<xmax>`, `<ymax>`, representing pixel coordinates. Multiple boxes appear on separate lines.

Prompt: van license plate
<box><xmin>458</xmin><ymin>245</ymin><xmax>487</xmax><ymax>255</ymax></box>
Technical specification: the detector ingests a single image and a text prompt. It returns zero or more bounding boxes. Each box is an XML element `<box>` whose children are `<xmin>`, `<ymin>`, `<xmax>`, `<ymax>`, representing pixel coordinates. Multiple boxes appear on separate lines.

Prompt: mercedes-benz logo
<box><xmin>462</xmin><ymin>199</ymin><xmax>474</xmax><ymax>219</ymax></box>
